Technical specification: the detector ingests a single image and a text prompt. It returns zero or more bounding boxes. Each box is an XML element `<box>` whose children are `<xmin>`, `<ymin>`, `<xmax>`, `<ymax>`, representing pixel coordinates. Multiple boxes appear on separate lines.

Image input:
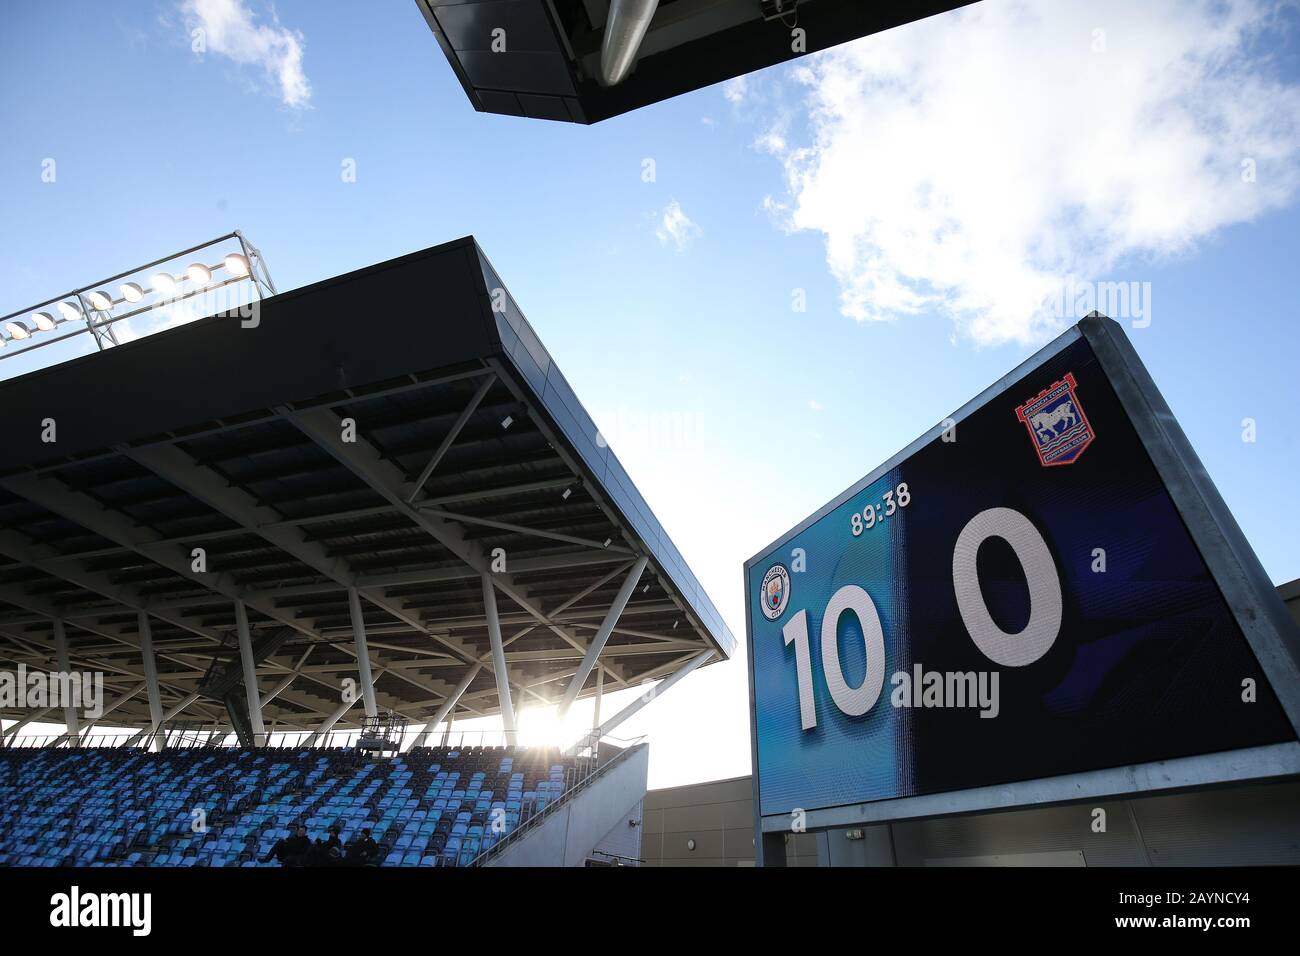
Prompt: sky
<box><xmin>1</xmin><ymin>0</ymin><xmax>1299</xmax><ymax>788</ymax></box>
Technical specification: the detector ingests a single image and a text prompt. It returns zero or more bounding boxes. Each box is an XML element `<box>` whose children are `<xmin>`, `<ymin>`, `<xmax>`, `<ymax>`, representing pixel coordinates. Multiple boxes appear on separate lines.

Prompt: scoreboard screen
<box><xmin>745</xmin><ymin>317</ymin><xmax>1298</xmax><ymax>825</ymax></box>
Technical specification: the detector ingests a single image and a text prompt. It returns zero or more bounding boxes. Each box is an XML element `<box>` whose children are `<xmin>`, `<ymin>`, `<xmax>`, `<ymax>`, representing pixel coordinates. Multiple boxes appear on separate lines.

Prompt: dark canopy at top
<box><xmin>415</xmin><ymin>0</ymin><xmax>978</xmax><ymax>124</ymax></box>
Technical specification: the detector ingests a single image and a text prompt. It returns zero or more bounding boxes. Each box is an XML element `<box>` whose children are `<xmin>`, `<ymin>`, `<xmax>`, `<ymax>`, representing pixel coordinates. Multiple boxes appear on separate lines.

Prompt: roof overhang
<box><xmin>415</xmin><ymin>0</ymin><xmax>978</xmax><ymax>124</ymax></box>
<box><xmin>0</xmin><ymin>236</ymin><xmax>732</xmax><ymax>734</ymax></box>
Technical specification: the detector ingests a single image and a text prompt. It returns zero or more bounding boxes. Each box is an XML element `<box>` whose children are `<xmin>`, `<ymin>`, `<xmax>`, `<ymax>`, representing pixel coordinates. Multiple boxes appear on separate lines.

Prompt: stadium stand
<box><xmin>0</xmin><ymin>745</ymin><xmax>581</xmax><ymax>868</ymax></box>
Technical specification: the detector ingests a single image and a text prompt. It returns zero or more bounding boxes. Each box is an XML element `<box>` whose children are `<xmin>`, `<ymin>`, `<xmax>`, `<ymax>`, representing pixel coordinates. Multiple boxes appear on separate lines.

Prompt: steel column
<box><xmin>123</xmin><ymin>692</ymin><xmax>201</xmax><ymax>747</ymax></box>
<box><xmin>347</xmin><ymin>587</ymin><xmax>379</xmax><ymax>718</ymax></box>
<box><xmin>482</xmin><ymin>574</ymin><xmax>516</xmax><ymax>742</ymax></box>
<box><xmin>406</xmin><ymin>663</ymin><xmax>482</xmax><ymax>751</ymax></box>
<box><xmin>234</xmin><ymin>600</ymin><xmax>266</xmax><ymax>740</ymax></box>
<box><xmin>137</xmin><ymin>611</ymin><xmax>166</xmax><ymax>752</ymax></box>
<box><xmin>558</xmin><ymin>555</ymin><xmax>647</xmax><ymax>717</ymax></box>
<box><xmin>407</xmin><ymin>372</ymin><xmax>496</xmax><ymax>501</ymax></box>
<box><xmin>260</xmin><ymin>646</ymin><xmax>314</xmax><ymax>709</ymax></box>
<box><xmin>593</xmin><ymin>649</ymin><xmax>713</xmax><ymax>739</ymax></box>
<box><xmin>306</xmin><ymin>671</ymin><xmax>381</xmax><ymax>746</ymax></box>
<box><xmin>51</xmin><ymin>619</ymin><xmax>80</xmax><ymax>741</ymax></box>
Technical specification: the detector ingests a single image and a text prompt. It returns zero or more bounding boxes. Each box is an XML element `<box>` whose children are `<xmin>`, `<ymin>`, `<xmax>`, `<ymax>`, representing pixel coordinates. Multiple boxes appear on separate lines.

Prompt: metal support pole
<box><xmin>260</xmin><ymin>645</ymin><xmax>313</xmax><ymax>709</ymax></box>
<box><xmin>591</xmin><ymin>649</ymin><xmax>713</xmax><ymax>739</ymax></box>
<box><xmin>558</xmin><ymin>555</ymin><xmax>647</xmax><ymax>717</ymax></box>
<box><xmin>234</xmin><ymin>600</ymin><xmax>266</xmax><ymax>741</ymax></box>
<box><xmin>55</xmin><ymin>682</ymin><xmax>145</xmax><ymax>747</ymax></box>
<box><xmin>481</xmin><ymin>574</ymin><xmax>516</xmax><ymax>742</ymax></box>
<box><xmin>137</xmin><ymin>611</ymin><xmax>165</xmax><ymax>752</ymax></box>
<box><xmin>593</xmin><ymin>666</ymin><xmax>604</xmax><ymax>729</ymax></box>
<box><xmin>123</xmin><ymin>692</ymin><xmax>201</xmax><ymax>747</ymax></box>
<box><xmin>306</xmin><ymin>671</ymin><xmax>381</xmax><ymax>746</ymax></box>
<box><xmin>407</xmin><ymin>373</ymin><xmax>496</xmax><ymax>502</ymax></box>
<box><xmin>51</xmin><ymin>619</ymin><xmax>80</xmax><ymax>742</ymax></box>
<box><xmin>405</xmin><ymin>663</ymin><xmax>482</xmax><ymax>751</ymax></box>
<box><xmin>1</xmin><ymin>708</ymin><xmax>54</xmax><ymax>743</ymax></box>
<box><xmin>347</xmin><ymin>587</ymin><xmax>378</xmax><ymax>718</ymax></box>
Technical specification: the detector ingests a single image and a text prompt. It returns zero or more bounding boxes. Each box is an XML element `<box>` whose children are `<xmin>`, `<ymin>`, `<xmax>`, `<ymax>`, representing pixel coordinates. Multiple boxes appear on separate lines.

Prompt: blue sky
<box><xmin>2</xmin><ymin>0</ymin><xmax>1298</xmax><ymax>786</ymax></box>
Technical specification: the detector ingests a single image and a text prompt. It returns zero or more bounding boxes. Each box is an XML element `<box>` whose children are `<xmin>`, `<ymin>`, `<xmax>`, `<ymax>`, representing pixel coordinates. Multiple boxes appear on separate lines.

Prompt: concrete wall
<box><xmin>641</xmin><ymin>775</ymin><xmax>815</xmax><ymax>866</ymax></box>
<box><xmin>489</xmin><ymin>743</ymin><xmax>649</xmax><ymax>867</ymax></box>
<box><xmin>590</xmin><ymin>798</ymin><xmax>644</xmax><ymax>865</ymax></box>
<box><xmin>643</xmin><ymin>776</ymin><xmax>1300</xmax><ymax>867</ymax></box>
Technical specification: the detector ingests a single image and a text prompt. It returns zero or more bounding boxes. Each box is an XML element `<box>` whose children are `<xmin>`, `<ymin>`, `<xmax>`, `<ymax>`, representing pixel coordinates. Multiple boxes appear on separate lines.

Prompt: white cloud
<box><xmin>807</xmin><ymin>399</ymin><xmax>823</xmax><ymax>411</ymax></box>
<box><xmin>655</xmin><ymin>200</ymin><xmax>702</xmax><ymax>251</ymax></box>
<box><xmin>183</xmin><ymin>0</ymin><xmax>311</xmax><ymax>108</ymax></box>
<box><xmin>723</xmin><ymin>75</ymin><xmax>749</xmax><ymax>104</ymax></box>
<box><xmin>761</xmin><ymin>0</ymin><xmax>1300</xmax><ymax>345</ymax></box>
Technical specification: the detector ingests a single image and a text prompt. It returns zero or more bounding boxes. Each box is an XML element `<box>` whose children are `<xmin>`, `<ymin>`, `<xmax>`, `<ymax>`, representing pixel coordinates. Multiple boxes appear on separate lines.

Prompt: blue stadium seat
<box><xmin>0</xmin><ymin>744</ymin><xmax>579</xmax><ymax>868</ymax></box>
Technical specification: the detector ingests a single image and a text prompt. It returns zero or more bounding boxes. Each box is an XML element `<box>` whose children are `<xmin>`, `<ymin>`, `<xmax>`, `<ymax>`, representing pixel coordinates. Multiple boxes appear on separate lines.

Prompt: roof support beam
<box><xmin>123</xmin><ymin>441</ymin><xmax>480</xmax><ymax>666</ymax></box>
<box><xmin>347</xmin><ymin>586</ymin><xmax>378</xmax><ymax>718</ymax></box>
<box><xmin>558</xmin><ymin>555</ymin><xmax>647</xmax><ymax>717</ymax></box>
<box><xmin>137</xmin><ymin>611</ymin><xmax>165</xmax><ymax>752</ymax></box>
<box><xmin>51</xmin><ymin>619</ymin><xmax>80</xmax><ymax>740</ymax></box>
<box><xmin>0</xmin><ymin>616</ymin><xmax>221</xmax><ymax>723</ymax></box>
<box><xmin>0</xmin><ymin>526</ymin><xmax>224</xmax><ymax>645</ymax></box>
<box><xmin>419</xmin><ymin>476</ymin><xmax>573</xmax><ymax>507</ymax></box>
<box><xmin>482</xmin><ymin>573</ymin><xmax>516</xmax><ymax>742</ymax></box>
<box><xmin>284</xmin><ymin>404</ymin><xmax>633</xmax><ymax>690</ymax></box>
<box><xmin>417</xmin><ymin>507</ymin><xmax>634</xmax><ymax>555</ymax></box>
<box><xmin>405</xmin><ymin>663</ymin><xmax>481</xmax><ymax>752</ymax></box>
<box><xmin>123</xmin><ymin>691</ymin><xmax>201</xmax><ymax>747</ymax></box>
<box><xmin>234</xmin><ymin>600</ymin><xmax>266</xmax><ymax>741</ymax></box>
<box><xmin>588</xmin><ymin>649</ymin><xmax>713</xmax><ymax>742</ymax></box>
<box><xmin>66</xmin><ymin>681</ymin><xmax>146</xmax><ymax>745</ymax></box>
<box><xmin>22</xmin><ymin>363</ymin><xmax>496</xmax><ymax>481</ymax></box>
<box><xmin>1</xmin><ymin>707</ymin><xmax>53</xmax><ymax>742</ymax></box>
<box><xmin>260</xmin><ymin>646</ymin><xmax>313</xmax><ymax>709</ymax></box>
<box><xmin>407</xmin><ymin>372</ymin><xmax>496</xmax><ymax>502</ymax></box>
<box><xmin>306</xmin><ymin>670</ymin><xmax>381</xmax><ymax>746</ymax></box>
<box><xmin>354</xmin><ymin>550</ymin><xmax>629</xmax><ymax>590</ymax></box>
<box><xmin>0</xmin><ymin>468</ymin><xmax>444</xmax><ymax>710</ymax></box>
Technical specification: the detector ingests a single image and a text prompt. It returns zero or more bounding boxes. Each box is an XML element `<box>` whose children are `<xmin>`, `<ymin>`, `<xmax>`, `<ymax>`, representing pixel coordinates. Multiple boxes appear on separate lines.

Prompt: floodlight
<box><xmin>0</xmin><ymin>231</ymin><xmax>275</xmax><ymax>364</ymax></box>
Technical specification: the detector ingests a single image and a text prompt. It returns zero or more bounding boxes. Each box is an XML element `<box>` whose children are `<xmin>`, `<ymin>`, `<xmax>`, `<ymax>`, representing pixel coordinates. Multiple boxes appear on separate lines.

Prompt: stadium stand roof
<box><xmin>415</xmin><ymin>0</ymin><xmax>978</xmax><ymax>124</ymax></box>
<box><xmin>0</xmin><ymin>236</ymin><xmax>733</xmax><ymax>741</ymax></box>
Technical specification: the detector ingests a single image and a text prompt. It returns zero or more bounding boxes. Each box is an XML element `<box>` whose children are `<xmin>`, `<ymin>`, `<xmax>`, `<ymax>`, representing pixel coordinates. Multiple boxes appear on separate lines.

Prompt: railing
<box><xmin>467</xmin><ymin>737</ymin><xmax>647</xmax><ymax>867</ymax></box>
<box><xmin>0</xmin><ymin>728</ymin><xmax>642</xmax><ymax>753</ymax></box>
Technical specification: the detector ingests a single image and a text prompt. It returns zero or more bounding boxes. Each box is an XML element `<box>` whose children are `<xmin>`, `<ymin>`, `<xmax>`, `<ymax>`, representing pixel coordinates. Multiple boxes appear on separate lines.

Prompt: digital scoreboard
<box><xmin>744</xmin><ymin>315</ymin><xmax>1300</xmax><ymax>836</ymax></box>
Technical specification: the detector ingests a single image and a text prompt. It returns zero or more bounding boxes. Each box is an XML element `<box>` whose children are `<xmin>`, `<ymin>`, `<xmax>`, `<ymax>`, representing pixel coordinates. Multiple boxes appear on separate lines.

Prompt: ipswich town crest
<box><xmin>1015</xmin><ymin>372</ymin><xmax>1095</xmax><ymax>467</ymax></box>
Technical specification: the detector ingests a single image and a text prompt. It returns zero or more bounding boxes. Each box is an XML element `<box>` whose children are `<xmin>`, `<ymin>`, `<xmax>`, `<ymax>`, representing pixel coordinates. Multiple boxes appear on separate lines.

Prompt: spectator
<box><xmin>308</xmin><ymin>826</ymin><xmax>344</xmax><ymax>867</ymax></box>
<box><xmin>260</xmin><ymin>825</ymin><xmax>311</xmax><ymax>866</ymax></box>
<box><xmin>345</xmin><ymin>828</ymin><xmax>380</xmax><ymax>867</ymax></box>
